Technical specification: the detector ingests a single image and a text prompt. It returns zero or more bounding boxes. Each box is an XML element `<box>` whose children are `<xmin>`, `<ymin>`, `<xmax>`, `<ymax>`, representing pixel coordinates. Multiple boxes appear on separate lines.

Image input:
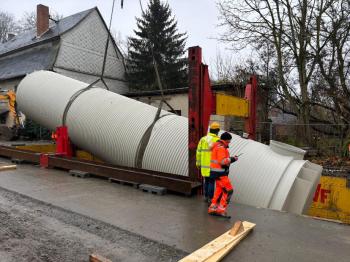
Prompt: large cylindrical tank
<box><xmin>17</xmin><ymin>71</ymin><xmax>322</xmax><ymax>214</ymax></box>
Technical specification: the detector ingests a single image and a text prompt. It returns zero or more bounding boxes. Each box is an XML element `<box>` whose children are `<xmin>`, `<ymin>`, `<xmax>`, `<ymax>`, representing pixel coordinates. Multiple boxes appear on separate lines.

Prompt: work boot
<box><xmin>208</xmin><ymin>204</ymin><xmax>217</xmax><ymax>214</ymax></box>
<box><xmin>215</xmin><ymin>205</ymin><xmax>227</xmax><ymax>216</ymax></box>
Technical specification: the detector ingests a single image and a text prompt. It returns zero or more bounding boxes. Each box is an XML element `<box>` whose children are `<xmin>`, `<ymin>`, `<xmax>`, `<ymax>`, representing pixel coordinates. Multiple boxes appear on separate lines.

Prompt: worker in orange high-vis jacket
<box><xmin>208</xmin><ymin>132</ymin><xmax>238</xmax><ymax>217</ymax></box>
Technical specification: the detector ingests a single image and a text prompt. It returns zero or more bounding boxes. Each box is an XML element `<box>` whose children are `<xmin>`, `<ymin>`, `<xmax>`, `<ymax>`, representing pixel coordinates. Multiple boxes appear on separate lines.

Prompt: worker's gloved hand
<box><xmin>230</xmin><ymin>156</ymin><xmax>238</xmax><ymax>162</ymax></box>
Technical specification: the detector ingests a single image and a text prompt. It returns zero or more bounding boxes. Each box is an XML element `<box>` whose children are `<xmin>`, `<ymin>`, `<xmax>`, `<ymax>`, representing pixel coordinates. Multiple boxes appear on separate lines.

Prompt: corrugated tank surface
<box><xmin>17</xmin><ymin>71</ymin><xmax>322</xmax><ymax>214</ymax></box>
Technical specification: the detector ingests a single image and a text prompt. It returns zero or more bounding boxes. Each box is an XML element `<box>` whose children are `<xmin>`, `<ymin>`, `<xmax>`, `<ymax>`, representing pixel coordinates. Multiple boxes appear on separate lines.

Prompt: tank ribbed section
<box><xmin>16</xmin><ymin>71</ymin><xmax>84</xmax><ymax>129</ymax></box>
<box><xmin>270</xmin><ymin>140</ymin><xmax>306</xmax><ymax>160</ymax></box>
<box><xmin>17</xmin><ymin>71</ymin><xmax>322</xmax><ymax>214</ymax></box>
<box><xmin>142</xmin><ymin>115</ymin><xmax>188</xmax><ymax>176</ymax></box>
<box><xmin>228</xmin><ymin>138</ymin><xmax>294</xmax><ymax>207</ymax></box>
<box><xmin>66</xmin><ymin>87</ymin><xmax>165</xmax><ymax>167</ymax></box>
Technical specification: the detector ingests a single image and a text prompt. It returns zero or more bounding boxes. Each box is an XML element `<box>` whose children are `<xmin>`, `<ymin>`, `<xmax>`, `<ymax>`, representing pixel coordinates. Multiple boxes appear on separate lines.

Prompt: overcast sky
<box><xmin>2</xmin><ymin>0</ymin><xmax>243</xmax><ymax>70</ymax></box>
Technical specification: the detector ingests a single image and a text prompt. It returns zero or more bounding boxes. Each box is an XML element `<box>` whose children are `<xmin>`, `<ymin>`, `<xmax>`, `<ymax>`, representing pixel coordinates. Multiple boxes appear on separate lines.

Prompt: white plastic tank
<box><xmin>270</xmin><ymin>140</ymin><xmax>306</xmax><ymax>160</ymax></box>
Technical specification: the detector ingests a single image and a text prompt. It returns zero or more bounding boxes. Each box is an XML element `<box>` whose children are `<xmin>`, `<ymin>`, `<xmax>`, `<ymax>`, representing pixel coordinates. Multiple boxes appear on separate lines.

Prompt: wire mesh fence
<box><xmin>226</xmin><ymin>119</ymin><xmax>350</xmax><ymax>158</ymax></box>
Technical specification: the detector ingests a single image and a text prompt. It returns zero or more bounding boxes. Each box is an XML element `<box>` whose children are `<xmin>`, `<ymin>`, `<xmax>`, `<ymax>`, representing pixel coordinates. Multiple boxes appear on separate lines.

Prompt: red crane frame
<box><xmin>188</xmin><ymin>46</ymin><xmax>257</xmax><ymax>181</ymax></box>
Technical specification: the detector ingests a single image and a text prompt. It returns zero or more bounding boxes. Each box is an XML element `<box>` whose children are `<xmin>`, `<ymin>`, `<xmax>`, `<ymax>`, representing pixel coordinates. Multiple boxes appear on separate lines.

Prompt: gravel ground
<box><xmin>0</xmin><ymin>187</ymin><xmax>187</xmax><ymax>262</ymax></box>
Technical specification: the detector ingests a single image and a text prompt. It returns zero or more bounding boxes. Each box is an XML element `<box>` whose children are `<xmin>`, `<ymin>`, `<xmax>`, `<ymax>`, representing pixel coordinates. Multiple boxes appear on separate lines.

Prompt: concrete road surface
<box><xmin>0</xmin><ymin>158</ymin><xmax>349</xmax><ymax>261</ymax></box>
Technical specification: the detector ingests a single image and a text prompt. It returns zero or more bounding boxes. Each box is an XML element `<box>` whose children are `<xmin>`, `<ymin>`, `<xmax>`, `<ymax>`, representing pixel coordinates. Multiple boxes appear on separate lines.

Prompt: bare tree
<box><xmin>217</xmin><ymin>0</ymin><xmax>322</xmax><ymax>142</ymax></box>
<box><xmin>19</xmin><ymin>11</ymin><xmax>63</xmax><ymax>32</ymax></box>
<box><xmin>210</xmin><ymin>50</ymin><xmax>237</xmax><ymax>83</ymax></box>
<box><xmin>19</xmin><ymin>11</ymin><xmax>36</xmax><ymax>32</ymax></box>
<box><xmin>313</xmin><ymin>0</ymin><xmax>350</xmax><ymax>123</ymax></box>
<box><xmin>0</xmin><ymin>11</ymin><xmax>17</xmax><ymax>42</ymax></box>
<box><xmin>311</xmin><ymin>0</ymin><xmax>350</xmax><ymax>150</ymax></box>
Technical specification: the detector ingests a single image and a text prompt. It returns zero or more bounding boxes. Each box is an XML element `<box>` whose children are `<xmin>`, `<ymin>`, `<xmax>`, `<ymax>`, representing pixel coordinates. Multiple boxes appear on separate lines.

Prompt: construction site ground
<box><xmin>0</xmin><ymin>157</ymin><xmax>349</xmax><ymax>262</ymax></box>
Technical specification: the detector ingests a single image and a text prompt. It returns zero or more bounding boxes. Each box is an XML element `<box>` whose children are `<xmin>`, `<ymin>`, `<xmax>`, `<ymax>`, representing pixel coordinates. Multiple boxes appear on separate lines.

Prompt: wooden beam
<box><xmin>206</xmin><ymin>228</ymin><xmax>252</xmax><ymax>262</ymax></box>
<box><xmin>89</xmin><ymin>253</ymin><xmax>112</xmax><ymax>262</ymax></box>
<box><xmin>179</xmin><ymin>221</ymin><xmax>255</xmax><ymax>262</ymax></box>
<box><xmin>229</xmin><ymin>220</ymin><xmax>243</xmax><ymax>236</ymax></box>
<box><xmin>0</xmin><ymin>164</ymin><xmax>16</xmax><ymax>171</ymax></box>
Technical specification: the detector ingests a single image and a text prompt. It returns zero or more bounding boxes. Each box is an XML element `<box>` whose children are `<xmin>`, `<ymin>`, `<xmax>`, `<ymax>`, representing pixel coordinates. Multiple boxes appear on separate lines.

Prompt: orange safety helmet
<box><xmin>209</xmin><ymin>122</ymin><xmax>220</xmax><ymax>130</ymax></box>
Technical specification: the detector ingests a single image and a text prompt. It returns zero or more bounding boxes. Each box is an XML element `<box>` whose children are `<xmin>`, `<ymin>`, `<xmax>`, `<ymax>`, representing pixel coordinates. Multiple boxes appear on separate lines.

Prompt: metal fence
<box><xmin>227</xmin><ymin>120</ymin><xmax>350</xmax><ymax>157</ymax></box>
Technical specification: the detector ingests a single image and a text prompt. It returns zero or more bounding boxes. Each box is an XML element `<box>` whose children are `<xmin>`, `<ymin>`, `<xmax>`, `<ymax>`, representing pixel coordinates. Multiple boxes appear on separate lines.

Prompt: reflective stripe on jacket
<box><xmin>210</xmin><ymin>141</ymin><xmax>231</xmax><ymax>174</ymax></box>
<box><xmin>196</xmin><ymin>132</ymin><xmax>219</xmax><ymax>177</ymax></box>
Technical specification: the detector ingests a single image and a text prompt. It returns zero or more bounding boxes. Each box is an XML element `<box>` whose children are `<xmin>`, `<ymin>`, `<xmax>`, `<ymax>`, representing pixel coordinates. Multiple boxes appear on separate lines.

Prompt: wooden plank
<box><xmin>206</xmin><ymin>222</ymin><xmax>255</xmax><ymax>262</ymax></box>
<box><xmin>89</xmin><ymin>253</ymin><xmax>112</xmax><ymax>262</ymax></box>
<box><xmin>179</xmin><ymin>221</ymin><xmax>255</xmax><ymax>262</ymax></box>
<box><xmin>0</xmin><ymin>164</ymin><xmax>16</xmax><ymax>171</ymax></box>
<box><xmin>206</xmin><ymin>228</ymin><xmax>252</xmax><ymax>262</ymax></box>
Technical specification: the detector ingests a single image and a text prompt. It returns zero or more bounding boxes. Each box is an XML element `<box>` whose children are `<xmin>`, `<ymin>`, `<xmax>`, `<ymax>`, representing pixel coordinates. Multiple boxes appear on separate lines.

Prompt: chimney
<box><xmin>36</xmin><ymin>4</ymin><xmax>49</xmax><ymax>37</ymax></box>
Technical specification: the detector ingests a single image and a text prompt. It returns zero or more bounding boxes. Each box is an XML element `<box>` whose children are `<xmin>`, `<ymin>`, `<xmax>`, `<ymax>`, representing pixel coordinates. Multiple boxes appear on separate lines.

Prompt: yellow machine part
<box><xmin>75</xmin><ymin>150</ymin><xmax>102</xmax><ymax>162</ymax></box>
<box><xmin>16</xmin><ymin>144</ymin><xmax>56</xmax><ymax>153</ymax></box>
<box><xmin>0</xmin><ymin>90</ymin><xmax>21</xmax><ymax>130</ymax></box>
<box><xmin>15</xmin><ymin>144</ymin><xmax>102</xmax><ymax>162</ymax></box>
<box><xmin>216</xmin><ymin>93</ymin><xmax>249</xmax><ymax>117</ymax></box>
<box><xmin>0</xmin><ymin>90</ymin><xmax>16</xmax><ymax>113</ymax></box>
<box><xmin>307</xmin><ymin>175</ymin><xmax>350</xmax><ymax>224</ymax></box>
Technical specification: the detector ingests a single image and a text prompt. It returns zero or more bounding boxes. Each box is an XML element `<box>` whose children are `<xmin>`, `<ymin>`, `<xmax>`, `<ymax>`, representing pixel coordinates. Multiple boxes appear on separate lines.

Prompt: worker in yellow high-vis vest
<box><xmin>196</xmin><ymin>122</ymin><xmax>220</xmax><ymax>204</ymax></box>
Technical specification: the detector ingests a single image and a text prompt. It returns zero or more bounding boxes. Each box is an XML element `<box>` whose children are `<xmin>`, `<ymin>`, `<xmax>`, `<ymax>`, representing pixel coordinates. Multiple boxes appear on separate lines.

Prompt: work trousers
<box><xmin>204</xmin><ymin>177</ymin><xmax>215</xmax><ymax>200</ymax></box>
<box><xmin>212</xmin><ymin>176</ymin><xmax>233</xmax><ymax>210</ymax></box>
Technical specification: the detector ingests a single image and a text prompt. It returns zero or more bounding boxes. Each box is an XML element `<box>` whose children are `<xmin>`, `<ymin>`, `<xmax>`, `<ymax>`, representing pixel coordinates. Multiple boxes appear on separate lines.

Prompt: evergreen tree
<box><xmin>127</xmin><ymin>0</ymin><xmax>187</xmax><ymax>90</ymax></box>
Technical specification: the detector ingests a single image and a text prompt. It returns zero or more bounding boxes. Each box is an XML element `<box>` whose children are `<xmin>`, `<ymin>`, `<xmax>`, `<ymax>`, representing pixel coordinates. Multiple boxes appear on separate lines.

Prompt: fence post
<box><xmin>269</xmin><ymin>122</ymin><xmax>273</xmax><ymax>141</ymax></box>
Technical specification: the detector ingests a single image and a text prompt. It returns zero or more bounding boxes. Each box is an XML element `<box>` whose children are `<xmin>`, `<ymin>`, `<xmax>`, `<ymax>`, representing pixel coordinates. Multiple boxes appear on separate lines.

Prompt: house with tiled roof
<box><xmin>0</xmin><ymin>4</ymin><xmax>128</xmax><ymax>94</ymax></box>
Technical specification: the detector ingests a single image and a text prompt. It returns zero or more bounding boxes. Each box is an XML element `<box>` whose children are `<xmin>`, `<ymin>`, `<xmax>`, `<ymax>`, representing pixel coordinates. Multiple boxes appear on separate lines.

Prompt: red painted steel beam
<box><xmin>0</xmin><ymin>146</ymin><xmax>201</xmax><ymax>195</ymax></box>
<box><xmin>244</xmin><ymin>75</ymin><xmax>258</xmax><ymax>140</ymax></box>
<box><xmin>188</xmin><ymin>46</ymin><xmax>202</xmax><ymax>181</ymax></box>
<box><xmin>0</xmin><ymin>146</ymin><xmax>40</xmax><ymax>163</ymax></box>
<box><xmin>201</xmin><ymin>64</ymin><xmax>212</xmax><ymax>132</ymax></box>
<box><xmin>188</xmin><ymin>46</ymin><xmax>213</xmax><ymax>182</ymax></box>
